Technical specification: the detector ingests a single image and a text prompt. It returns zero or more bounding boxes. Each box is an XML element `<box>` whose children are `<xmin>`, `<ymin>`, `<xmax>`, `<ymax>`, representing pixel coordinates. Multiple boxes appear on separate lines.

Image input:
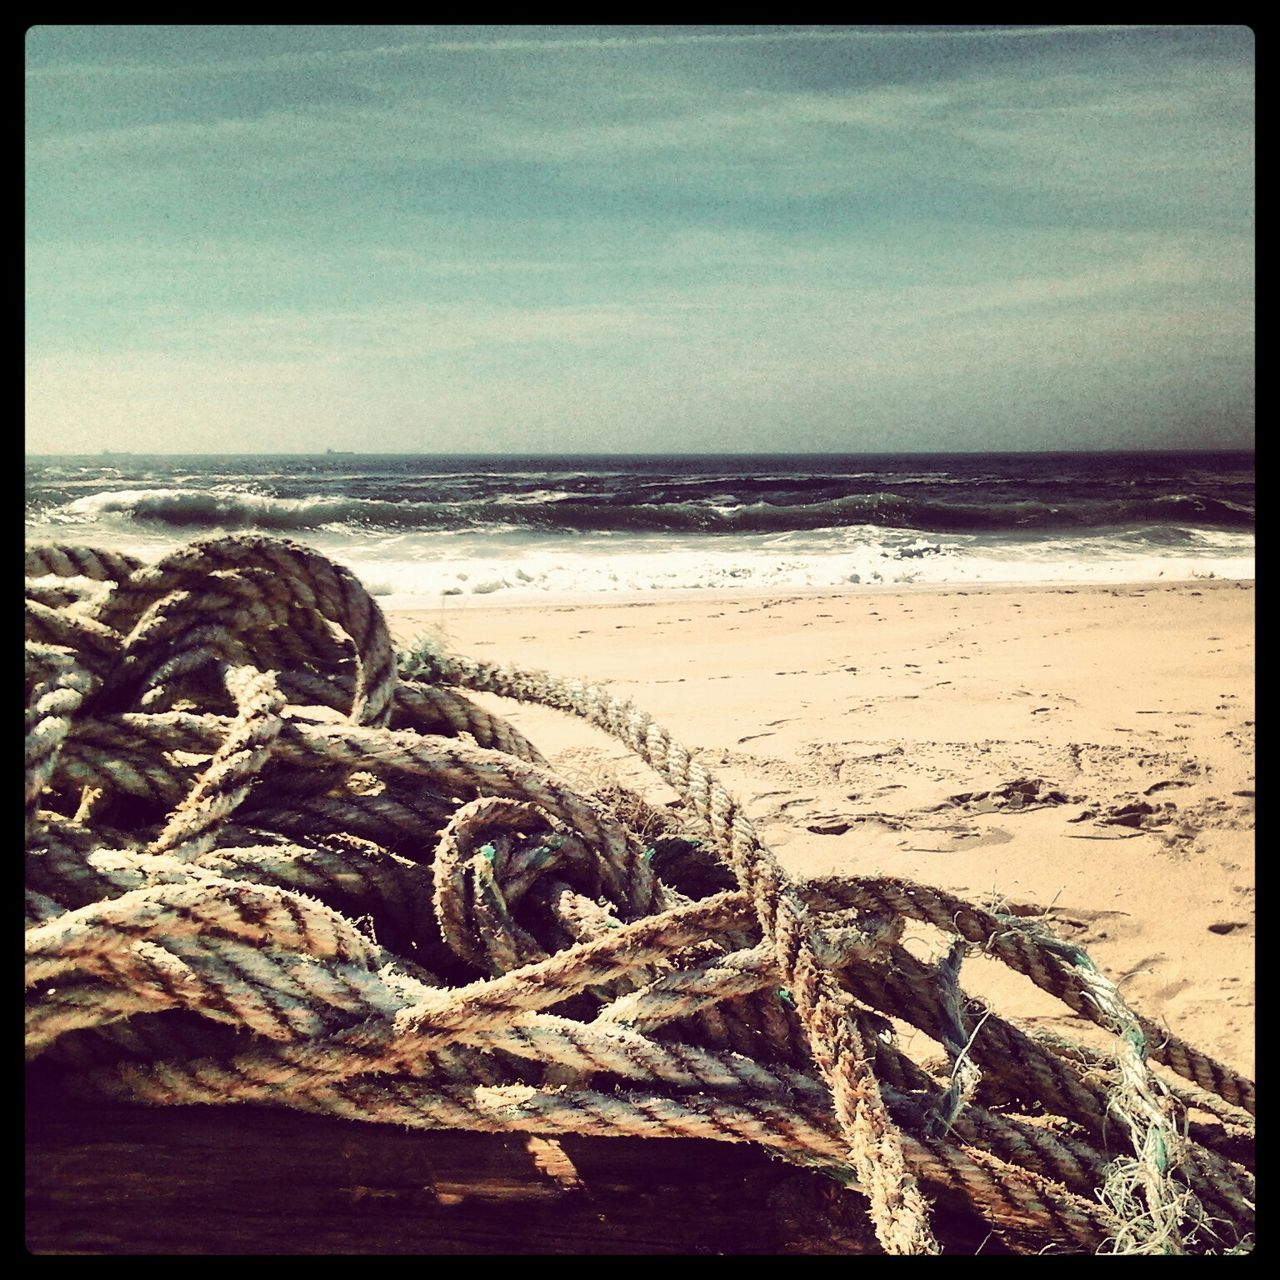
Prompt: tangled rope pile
<box><xmin>26</xmin><ymin>534</ymin><xmax>1254</xmax><ymax>1255</ymax></box>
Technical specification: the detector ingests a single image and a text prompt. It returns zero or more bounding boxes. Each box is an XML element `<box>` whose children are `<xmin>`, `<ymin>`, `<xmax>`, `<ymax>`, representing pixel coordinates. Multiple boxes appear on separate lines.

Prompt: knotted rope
<box><xmin>25</xmin><ymin>534</ymin><xmax>1254</xmax><ymax>1255</ymax></box>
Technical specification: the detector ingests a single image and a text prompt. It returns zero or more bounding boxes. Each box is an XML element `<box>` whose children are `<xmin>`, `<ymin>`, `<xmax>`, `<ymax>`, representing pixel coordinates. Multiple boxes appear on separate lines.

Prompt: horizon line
<box><xmin>25</xmin><ymin>445</ymin><xmax>1256</xmax><ymax>459</ymax></box>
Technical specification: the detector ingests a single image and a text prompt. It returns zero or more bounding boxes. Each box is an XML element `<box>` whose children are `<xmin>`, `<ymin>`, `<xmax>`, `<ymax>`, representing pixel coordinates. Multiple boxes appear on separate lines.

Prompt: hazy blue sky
<box><xmin>26</xmin><ymin>25</ymin><xmax>1254</xmax><ymax>454</ymax></box>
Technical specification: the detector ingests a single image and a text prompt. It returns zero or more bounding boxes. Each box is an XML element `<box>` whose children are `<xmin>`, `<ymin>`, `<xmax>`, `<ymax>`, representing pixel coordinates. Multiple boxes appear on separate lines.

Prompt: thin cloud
<box><xmin>28</xmin><ymin>58</ymin><xmax>1246</xmax><ymax>223</ymax></box>
<box><xmin>26</xmin><ymin>26</ymin><xmax>1204</xmax><ymax>80</ymax></box>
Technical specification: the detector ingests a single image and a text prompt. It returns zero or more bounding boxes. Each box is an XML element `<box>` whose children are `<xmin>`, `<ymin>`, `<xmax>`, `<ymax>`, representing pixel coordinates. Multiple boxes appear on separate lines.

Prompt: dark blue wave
<box><xmin>25</xmin><ymin>451</ymin><xmax>1255</xmax><ymax>540</ymax></box>
<box><xmin>40</xmin><ymin>486</ymin><xmax>1254</xmax><ymax>536</ymax></box>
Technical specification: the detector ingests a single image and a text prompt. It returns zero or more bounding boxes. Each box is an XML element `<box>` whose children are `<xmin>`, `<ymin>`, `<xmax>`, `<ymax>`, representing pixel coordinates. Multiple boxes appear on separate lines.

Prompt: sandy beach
<box><xmin>389</xmin><ymin>578</ymin><xmax>1255</xmax><ymax>1077</ymax></box>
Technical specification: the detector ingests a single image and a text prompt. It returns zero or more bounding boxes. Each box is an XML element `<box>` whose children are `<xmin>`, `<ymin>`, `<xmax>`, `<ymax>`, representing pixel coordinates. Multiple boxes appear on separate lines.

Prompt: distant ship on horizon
<box><xmin>325</xmin><ymin>448</ymin><xmax>354</xmax><ymax>455</ymax></box>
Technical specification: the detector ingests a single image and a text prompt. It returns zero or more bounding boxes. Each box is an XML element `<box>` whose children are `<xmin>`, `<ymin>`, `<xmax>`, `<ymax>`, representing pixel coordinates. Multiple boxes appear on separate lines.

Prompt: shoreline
<box><xmin>388</xmin><ymin>575</ymin><xmax>1255</xmax><ymax>1076</ymax></box>
<box><xmin>383</xmin><ymin>573</ymin><xmax>1253</xmax><ymax>619</ymax></box>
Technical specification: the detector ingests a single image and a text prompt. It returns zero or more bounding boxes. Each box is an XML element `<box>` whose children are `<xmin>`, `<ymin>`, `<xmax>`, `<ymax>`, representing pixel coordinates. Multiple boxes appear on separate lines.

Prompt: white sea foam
<box><xmin>324</xmin><ymin>535</ymin><xmax>1255</xmax><ymax>610</ymax></box>
<box><xmin>25</xmin><ymin>505</ymin><xmax>1254</xmax><ymax>608</ymax></box>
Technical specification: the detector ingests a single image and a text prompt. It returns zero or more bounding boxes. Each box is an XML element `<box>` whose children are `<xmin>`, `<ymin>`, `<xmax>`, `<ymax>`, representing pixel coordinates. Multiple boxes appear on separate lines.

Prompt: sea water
<box><xmin>24</xmin><ymin>452</ymin><xmax>1254</xmax><ymax>607</ymax></box>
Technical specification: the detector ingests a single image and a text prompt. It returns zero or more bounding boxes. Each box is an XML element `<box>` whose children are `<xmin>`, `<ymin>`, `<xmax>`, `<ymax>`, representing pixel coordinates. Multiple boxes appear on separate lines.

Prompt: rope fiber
<box><xmin>25</xmin><ymin>534</ymin><xmax>1254</xmax><ymax>1255</ymax></box>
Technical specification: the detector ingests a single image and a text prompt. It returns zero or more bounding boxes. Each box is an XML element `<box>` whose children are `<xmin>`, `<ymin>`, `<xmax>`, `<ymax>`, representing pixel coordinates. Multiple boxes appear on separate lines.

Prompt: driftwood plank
<box><xmin>27</xmin><ymin>1094</ymin><xmax>899</xmax><ymax>1255</ymax></box>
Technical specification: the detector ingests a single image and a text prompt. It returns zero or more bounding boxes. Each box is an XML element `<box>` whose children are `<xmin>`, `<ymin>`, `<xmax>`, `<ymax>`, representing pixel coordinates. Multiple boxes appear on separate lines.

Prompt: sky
<box><xmin>25</xmin><ymin>24</ymin><xmax>1254</xmax><ymax>455</ymax></box>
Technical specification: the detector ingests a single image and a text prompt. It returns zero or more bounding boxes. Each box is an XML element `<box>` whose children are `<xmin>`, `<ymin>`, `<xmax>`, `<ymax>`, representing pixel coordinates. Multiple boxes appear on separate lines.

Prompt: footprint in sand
<box><xmin>806</xmin><ymin>818</ymin><xmax>852</xmax><ymax>836</ymax></box>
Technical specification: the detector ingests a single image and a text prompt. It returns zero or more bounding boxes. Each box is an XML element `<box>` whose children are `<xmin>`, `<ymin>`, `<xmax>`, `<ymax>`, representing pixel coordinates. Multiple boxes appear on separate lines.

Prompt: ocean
<box><xmin>24</xmin><ymin>452</ymin><xmax>1254</xmax><ymax>608</ymax></box>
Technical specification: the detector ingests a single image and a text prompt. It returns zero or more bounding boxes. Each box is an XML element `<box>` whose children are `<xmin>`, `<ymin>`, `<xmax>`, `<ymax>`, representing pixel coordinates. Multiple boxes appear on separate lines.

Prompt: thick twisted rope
<box><xmin>25</xmin><ymin>534</ymin><xmax>1253</xmax><ymax>1255</ymax></box>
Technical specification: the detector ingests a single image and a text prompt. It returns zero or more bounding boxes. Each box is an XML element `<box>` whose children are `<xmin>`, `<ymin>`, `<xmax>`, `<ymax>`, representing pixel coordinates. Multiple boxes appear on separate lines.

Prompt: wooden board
<box><xmin>26</xmin><ymin>1096</ymin><xmax>884</xmax><ymax>1255</ymax></box>
<box><xmin>26</xmin><ymin>1076</ymin><xmax>1015</xmax><ymax>1255</ymax></box>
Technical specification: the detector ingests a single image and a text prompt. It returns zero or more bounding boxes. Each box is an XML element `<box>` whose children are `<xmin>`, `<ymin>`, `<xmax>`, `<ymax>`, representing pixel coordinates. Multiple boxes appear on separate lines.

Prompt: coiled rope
<box><xmin>25</xmin><ymin>534</ymin><xmax>1254</xmax><ymax>1255</ymax></box>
